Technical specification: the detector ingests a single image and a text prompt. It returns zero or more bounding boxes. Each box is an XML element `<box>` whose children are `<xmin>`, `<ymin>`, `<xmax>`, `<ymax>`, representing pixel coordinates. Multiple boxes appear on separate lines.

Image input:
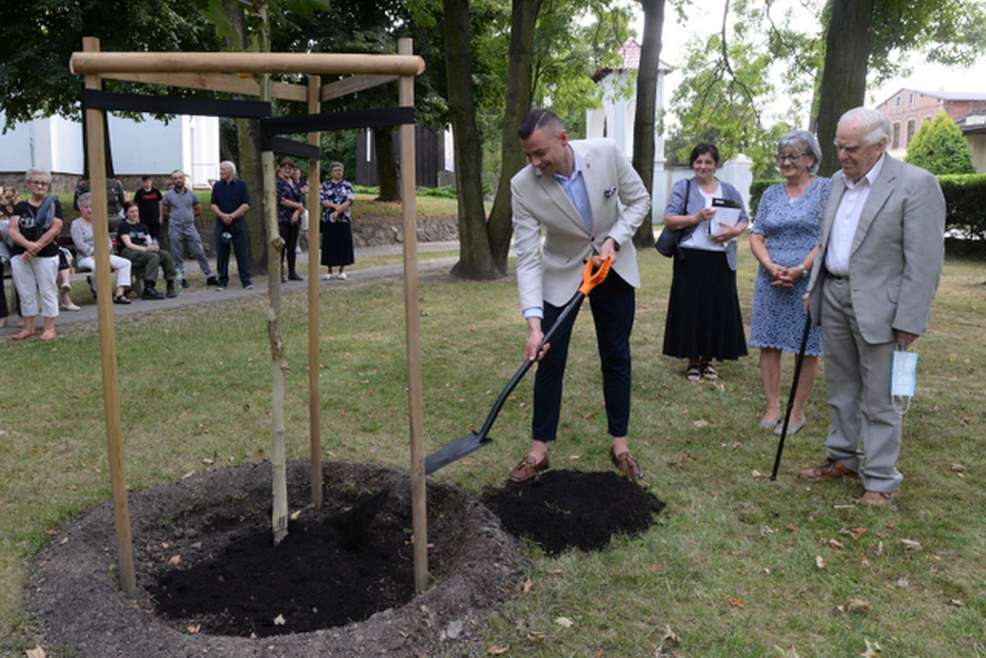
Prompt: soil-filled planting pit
<box><xmin>27</xmin><ymin>461</ymin><xmax>525</xmax><ymax>657</ymax></box>
<box><xmin>482</xmin><ymin>470</ymin><xmax>666</xmax><ymax>555</ymax></box>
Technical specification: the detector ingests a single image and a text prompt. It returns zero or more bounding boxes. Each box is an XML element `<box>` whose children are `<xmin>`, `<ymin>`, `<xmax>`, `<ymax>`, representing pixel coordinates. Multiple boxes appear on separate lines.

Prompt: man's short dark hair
<box><xmin>517</xmin><ymin>109</ymin><xmax>566</xmax><ymax>140</ymax></box>
<box><xmin>141</xmin><ymin>174</ymin><xmax>152</xmax><ymax>181</ymax></box>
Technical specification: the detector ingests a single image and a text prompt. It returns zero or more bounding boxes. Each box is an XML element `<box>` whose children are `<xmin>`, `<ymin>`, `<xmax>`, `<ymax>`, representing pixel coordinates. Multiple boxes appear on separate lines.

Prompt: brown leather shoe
<box><xmin>509</xmin><ymin>453</ymin><xmax>549</xmax><ymax>483</ymax></box>
<box><xmin>610</xmin><ymin>447</ymin><xmax>643</xmax><ymax>481</ymax></box>
<box><xmin>798</xmin><ymin>459</ymin><xmax>857</xmax><ymax>481</ymax></box>
<box><xmin>860</xmin><ymin>490</ymin><xmax>897</xmax><ymax>507</ymax></box>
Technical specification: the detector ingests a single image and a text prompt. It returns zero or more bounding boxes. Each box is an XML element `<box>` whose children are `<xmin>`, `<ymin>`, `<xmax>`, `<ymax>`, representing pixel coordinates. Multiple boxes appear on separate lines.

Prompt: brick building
<box><xmin>876</xmin><ymin>88</ymin><xmax>986</xmax><ymax>159</ymax></box>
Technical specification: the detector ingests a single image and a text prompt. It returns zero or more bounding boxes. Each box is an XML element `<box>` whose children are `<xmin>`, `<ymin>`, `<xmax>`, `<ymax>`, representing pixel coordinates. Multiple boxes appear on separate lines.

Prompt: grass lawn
<box><xmin>2</xmin><ymin>238</ymin><xmax>984</xmax><ymax>656</ymax></box>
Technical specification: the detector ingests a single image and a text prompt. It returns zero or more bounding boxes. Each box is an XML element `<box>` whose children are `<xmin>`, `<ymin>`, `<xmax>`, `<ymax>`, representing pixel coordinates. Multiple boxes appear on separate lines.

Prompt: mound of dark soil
<box><xmin>150</xmin><ymin>491</ymin><xmax>409</xmax><ymax>637</ymax></box>
<box><xmin>481</xmin><ymin>470</ymin><xmax>665</xmax><ymax>555</ymax></box>
<box><xmin>27</xmin><ymin>461</ymin><xmax>526</xmax><ymax>657</ymax></box>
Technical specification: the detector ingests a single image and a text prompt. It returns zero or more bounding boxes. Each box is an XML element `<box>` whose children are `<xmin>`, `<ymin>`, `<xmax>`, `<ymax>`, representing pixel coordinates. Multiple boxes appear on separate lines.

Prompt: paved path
<box><xmin>1</xmin><ymin>241</ymin><xmax>460</xmax><ymax>338</ymax></box>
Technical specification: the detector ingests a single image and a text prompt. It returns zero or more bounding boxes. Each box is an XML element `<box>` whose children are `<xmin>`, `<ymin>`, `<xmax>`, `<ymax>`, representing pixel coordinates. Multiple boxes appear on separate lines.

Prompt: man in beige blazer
<box><xmin>509</xmin><ymin>109</ymin><xmax>651</xmax><ymax>483</ymax></box>
<box><xmin>801</xmin><ymin>107</ymin><xmax>945</xmax><ymax>505</ymax></box>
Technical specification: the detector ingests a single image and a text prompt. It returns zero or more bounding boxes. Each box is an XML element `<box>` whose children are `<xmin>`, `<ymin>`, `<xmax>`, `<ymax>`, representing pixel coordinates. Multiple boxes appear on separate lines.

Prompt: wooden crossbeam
<box><xmin>71</xmin><ymin>52</ymin><xmax>425</xmax><ymax>77</ymax></box>
<box><xmin>320</xmin><ymin>74</ymin><xmax>399</xmax><ymax>101</ymax></box>
<box><xmin>100</xmin><ymin>72</ymin><xmax>308</xmax><ymax>102</ymax></box>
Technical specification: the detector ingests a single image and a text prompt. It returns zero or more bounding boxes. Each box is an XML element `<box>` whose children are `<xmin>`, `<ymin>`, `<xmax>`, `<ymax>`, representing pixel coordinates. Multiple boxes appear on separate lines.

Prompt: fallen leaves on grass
<box><xmin>772</xmin><ymin>645</ymin><xmax>801</xmax><ymax>658</ymax></box>
<box><xmin>526</xmin><ymin>631</ymin><xmax>545</xmax><ymax>643</ymax></box>
<box><xmin>522</xmin><ymin>578</ymin><xmax>533</xmax><ymax>594</ymax></box>
<box><xmin>289</xmin><ymin>510</ymin><xmax>302</xmax><ymax>521</ymax></box>
<box><xmin>752</xmin><ymin>469</ymin><xmax>765</xmax><ymax>479</ymax></box>
<box><xmin>693</xmin><ymin>419</ymin><xmax>709</xmax><ymax>428</ymax></box>
<box><xmin>896</xmin><ymin>577</ymin><xmax>909</xmax><ymax>588</ymax></box>
<box><xmin>860</xmin><ymin>638</ymin><xmax>882</xmax><ymax>657</ymax></box>
<box><xmin>273</xmin><ymin>613</ymin><xmax>286</xmax><ymax>626</ymax></box>
<box><xmin>662</xmin><ymin>625</ymin><xmax>679</xmax><ymax>645</ymax></box>
<box><xmin>949</xmin><ymin>599</ymin><xmax>964</xmax><ymax>607</ymax></box>
<box><xmin>872</xmin><ymin>541</ymin><xmax>884</xmax><ymax>557</ymax></box>
<box><xmin>167</xmin><ymin>554</ymin><xmax>182</xmax><ymax>567</ymax></box>
<box><xmin>487</xmin><ymin>645</ymin><xmax>509</xmax><ymax>655</ymax></box>
<box><xmin>815</xmin><ymin>555</ymin><xmax>826</xmax><ymax>569</ymax></box>
<box><xmin>555</xmin><ymin>616</ymin><xmax>574</xmax><ymax>628</ymax></box>
<box><xmin>901</xmin><ymin>539</ymin><xmax>922</xmax><ymax>551</ymax></box>
<box><xmin>186</xmin><ymin>624</ymin><xmax>201</xmax><ymax>635</ymax></box>
<box><xmin>840</xmin><ymin>526</ymin><xmax>868</xmax><ymax>540</ymax></box>
<box><xmin>828</xmin><ymin>538</ymin><xmax>845</xmax><ymax>550</ymax></box>
<box><xmin>727</xmin><ymin>596</ymin><xmax>746</xmax><ymax>608</ymax></box>
<box><xmin>25</xmin><ymin>645</ymin><xmax>46</xmax><ymax>658</ymax></box>
<box><xmin>846</xmin><ymin>597</ymin><xmax>870</xmax><ymax>614</ymax></box>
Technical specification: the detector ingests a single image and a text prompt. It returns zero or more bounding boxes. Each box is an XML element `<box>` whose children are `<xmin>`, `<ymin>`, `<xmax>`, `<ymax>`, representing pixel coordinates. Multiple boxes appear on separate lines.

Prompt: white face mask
<box><xmin>891</xmin><ymin>348</ymin><xmax>919</xmax><ymax>415</ymax></box>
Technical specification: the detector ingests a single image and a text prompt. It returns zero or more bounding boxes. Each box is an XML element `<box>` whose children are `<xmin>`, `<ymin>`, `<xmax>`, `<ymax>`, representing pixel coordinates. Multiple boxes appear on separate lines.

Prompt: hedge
<box><xmin>749</xmin><ymin>173</ymin><xmax>986</xmax><ymax>239</ymax></box>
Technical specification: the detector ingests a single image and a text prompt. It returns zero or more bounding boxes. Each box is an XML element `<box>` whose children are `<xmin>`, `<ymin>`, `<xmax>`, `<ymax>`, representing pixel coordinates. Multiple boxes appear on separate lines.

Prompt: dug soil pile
<box><xmin>482</xmin><ymin>470</ymin><xmax>665</xmax><ymax>555</ymax></box>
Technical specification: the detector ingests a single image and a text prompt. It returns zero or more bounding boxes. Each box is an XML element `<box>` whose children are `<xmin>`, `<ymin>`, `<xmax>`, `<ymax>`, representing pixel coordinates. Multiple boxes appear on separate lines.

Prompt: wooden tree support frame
<box><xmin>73</xmin><ymin>37</ymin><xmax>428</xmax><ymax>596</ymax></box>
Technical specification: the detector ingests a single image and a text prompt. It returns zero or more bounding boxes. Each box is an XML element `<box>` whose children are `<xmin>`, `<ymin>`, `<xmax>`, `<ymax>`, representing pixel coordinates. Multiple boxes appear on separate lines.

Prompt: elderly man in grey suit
<box><xmin>509</xmin><ymin>109</ymin><xmax>651</xmax><ymax>484</ymax></box>
<box><xmin>800</xmin><ymin>107</ymin><xmax>945</xmax><ymax>506</ymax></box>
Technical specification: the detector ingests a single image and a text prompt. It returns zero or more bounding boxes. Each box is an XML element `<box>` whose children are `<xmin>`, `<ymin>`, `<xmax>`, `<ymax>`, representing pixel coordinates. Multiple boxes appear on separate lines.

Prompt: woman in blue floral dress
<box><xmin>749</xmin><ymin>130</ymin><xmax>829</xmax><ymax>435</ymax></box>
<box><xmin>319</xmin><ymin>162</ymin><xmax>355</xmax><ymax>280</ymax></box>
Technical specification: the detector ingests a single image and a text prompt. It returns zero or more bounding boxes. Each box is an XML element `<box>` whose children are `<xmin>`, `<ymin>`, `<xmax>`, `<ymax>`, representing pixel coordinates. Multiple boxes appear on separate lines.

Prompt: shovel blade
<box><xmin>424</xmin><ymin>433</ymin><xmax>491</xmax><ymax>475</ymax></box>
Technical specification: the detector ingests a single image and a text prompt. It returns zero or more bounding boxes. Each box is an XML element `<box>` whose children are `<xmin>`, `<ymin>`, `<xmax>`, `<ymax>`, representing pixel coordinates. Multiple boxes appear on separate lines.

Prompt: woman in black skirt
<box><xmin>319</xmin><ymin>162</ymin><xmax>355</xmax><ymax>281</ymax></box>
<box><xmin>662</xmin><ymin>143</ymin><xmax>749</xmax><ymax>382</ymax></box>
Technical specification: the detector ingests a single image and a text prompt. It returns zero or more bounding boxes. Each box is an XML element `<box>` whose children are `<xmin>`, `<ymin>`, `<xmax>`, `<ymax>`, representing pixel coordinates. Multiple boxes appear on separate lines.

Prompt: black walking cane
<box><xmin>769</xmin><ymin>312</ymin><xmax>813</xmax><ymax>481</ymax></box>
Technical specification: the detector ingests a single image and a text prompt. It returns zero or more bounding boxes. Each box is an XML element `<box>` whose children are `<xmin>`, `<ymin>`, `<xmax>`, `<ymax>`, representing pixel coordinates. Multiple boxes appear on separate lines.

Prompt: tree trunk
<box><xmin>443</xmin><ymin>0</ymin><xmax>498</xmax><ymax>279</ymax></box>
<box><xmin>816</xmin><ymin>0</ymin><xmax>874</xmax><ymax>175</ymax></box>
<box><xmin>254</xmin><ymin>0</ymin><xmax>288</xmax><ymax>546</ymax></box>
<box><xmin>375</xmin><ymin>126</ymin><xmax>400</xmax><ymax>201</ymax></box>
<box><xmin>225</xmin><ymin>0</ymin><xmax>268</xmax><ymax>273</ymax></box>
<box><xmin>631</xmin><ymin>0</ymin><xmax>666</xmax><ymax>248</ymax></box>
<box><xmin>485</xmin><ymin>0</ymin><xmax>542</xmax><ymax>274</ymax></box>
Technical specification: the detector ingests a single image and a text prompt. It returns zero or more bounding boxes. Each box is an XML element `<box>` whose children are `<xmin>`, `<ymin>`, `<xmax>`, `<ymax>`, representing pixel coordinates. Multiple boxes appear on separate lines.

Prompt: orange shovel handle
<box><xmin>577</xmin><ymin>255</ymin><xmax>612</xmax><ymax>296</ymax></box>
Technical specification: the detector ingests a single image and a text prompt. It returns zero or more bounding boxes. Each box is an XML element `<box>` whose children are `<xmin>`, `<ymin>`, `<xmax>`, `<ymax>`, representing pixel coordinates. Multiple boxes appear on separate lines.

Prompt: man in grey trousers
<box><xmin>800</xmin><ymin>106</ymin><xmax>945</xmax><ymax>506</ymax></box>
<box><xmin>162</xmin><ymin>169</ymin><xmax>217</xmax><ymax>288</ymax></box>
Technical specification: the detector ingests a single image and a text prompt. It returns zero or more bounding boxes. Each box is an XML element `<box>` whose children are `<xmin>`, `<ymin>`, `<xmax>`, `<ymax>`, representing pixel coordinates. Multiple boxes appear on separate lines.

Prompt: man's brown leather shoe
<box><xmin>798</xmin><ymin>459</ymin><xmax>856</xmax><ymax>481</ymax></box>
<box><xmin>509</xmin><ymin>453</ymin><xmax>549</xmax><ymax>483</ymax></box>
<box><xmin>860</xmin><ymin>490</ymin><xmax>897</xmax><ymax>507</ymax></box>
<box><xmin>610</xmin><ymin>447</ymin><xmax>643</xmax><ymax>481</ymax></box>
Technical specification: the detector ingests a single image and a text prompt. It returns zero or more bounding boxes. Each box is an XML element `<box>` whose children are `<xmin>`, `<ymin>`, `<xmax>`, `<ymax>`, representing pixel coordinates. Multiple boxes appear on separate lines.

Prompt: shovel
<box><xmin>425</xmin><ymin>256</ymin><xmax>613</xmax><ymax>475</ymax></box>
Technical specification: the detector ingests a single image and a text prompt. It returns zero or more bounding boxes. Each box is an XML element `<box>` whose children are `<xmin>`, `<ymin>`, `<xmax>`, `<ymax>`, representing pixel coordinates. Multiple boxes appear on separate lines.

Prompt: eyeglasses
<box><xmin>777</xmin><ymin>153</ymin><xmax>808</xmax><ymax>163</ymax></box>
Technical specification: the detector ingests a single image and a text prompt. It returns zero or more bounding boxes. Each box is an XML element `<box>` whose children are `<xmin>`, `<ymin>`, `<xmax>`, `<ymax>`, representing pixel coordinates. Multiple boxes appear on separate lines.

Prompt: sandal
<box><xmin>686</xmin><ymin>364</ymin><xmax>701</xmax><ymax>382</ymax></box>
<box><xmin>112</xmin><ymin>294</ymin><xmax>131</xmax><ymax>305</ymax></box>
<box><xmin>700</xmin><ymin>362</ymin><xmax>718</xmax><ymax>381</ymax></box>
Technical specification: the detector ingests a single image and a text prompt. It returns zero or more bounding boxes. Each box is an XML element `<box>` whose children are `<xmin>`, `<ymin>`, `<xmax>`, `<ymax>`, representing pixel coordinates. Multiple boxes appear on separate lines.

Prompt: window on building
<box><xmin>909</xmin><ymin>93</ymin><xmax>914</xmax><ymax>106</ymax></box>
<box><xmin>906</xmin><ymin>119</ymin><xmax>916</xmax><ymax>145</ymax></box>
<box><xmin>896</xmin><ymin>96</ymin><xmax>901</xmax><ymax>108</ymax></box>
<box><xmin>892</xmin><ymin>122</ymin><xmax>901</xmax><ymax>149</ymax></box>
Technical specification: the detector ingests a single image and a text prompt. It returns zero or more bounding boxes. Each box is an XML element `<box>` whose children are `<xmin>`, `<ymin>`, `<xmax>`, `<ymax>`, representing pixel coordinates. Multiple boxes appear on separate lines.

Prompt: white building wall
<box><xmin>1</xmin><ymin>110</ymin><xmax>218</xmax><ymax>184</ymax></box>
<box><xmin>49</xmin><ymin>115</ymin><xmax>83</xmax><ymax>174</ymax></box>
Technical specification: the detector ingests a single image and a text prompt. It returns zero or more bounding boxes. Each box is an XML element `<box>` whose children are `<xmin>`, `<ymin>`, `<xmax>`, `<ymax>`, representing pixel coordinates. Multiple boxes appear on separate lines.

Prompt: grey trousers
<box><xmin>821</xmin><ymin>277</ymin><xmax>902</xmax><ymax>492</ymax></box>
<box><xmin>169</xmin><ymin>222</ymin><xmax>211</xmax><ymax>278</ymax></box>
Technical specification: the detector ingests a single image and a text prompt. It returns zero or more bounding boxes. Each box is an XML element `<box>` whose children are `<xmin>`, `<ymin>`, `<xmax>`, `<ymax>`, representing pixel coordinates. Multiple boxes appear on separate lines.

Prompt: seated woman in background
<box><xmin>71</xmin><ymin>192</ymin><xmax>132</xmax><ymax>304</ymax></box>
<box><xmin>118</xmin><ymin>202</ymin><xmax>178</xmax><ymax>300</ymax></box>
<box><xmin>661</xmin><ymin>143</ymin><xmax>749</xmax><ymax>382</ymax></box>
<box><xmin>1</xmin><ymin>186</ymin><xmax>19</xmax><ymax>327</ymax></box>
<box><xmin>319</xmin><ymin>162</ymin><xmax>355</xmax><ymax>281</ymax></box>
<box><xmin>748</xmin><ymin>130</ymin><xmax>829</xmax><ymax>435</ymax></box>
<box><xmin>7</xmin><ymin>170</ymin><xmax>63</xmax><ymax>341</ymax></box>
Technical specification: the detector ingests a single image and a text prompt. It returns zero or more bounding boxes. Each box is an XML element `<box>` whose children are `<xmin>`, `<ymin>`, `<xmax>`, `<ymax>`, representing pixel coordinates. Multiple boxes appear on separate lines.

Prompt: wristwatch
<box><xmin>801</xmin><ymin>265</ymin><xmax>810</xmax><ymax>279</ymax></box>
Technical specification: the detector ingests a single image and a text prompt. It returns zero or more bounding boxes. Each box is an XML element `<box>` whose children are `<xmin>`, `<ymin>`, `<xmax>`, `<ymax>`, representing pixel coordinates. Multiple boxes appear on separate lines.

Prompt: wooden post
<box><xmin>306</xmin><ymin>75</ymin><xmax>323</xmax><ymax>511</ymax></box>
<box><xmin>398</xmin><ymin>38</ymin><xmax>428</xmax><ymax>595</ymax></box>
<box><xmin>82</xmin><ymin>36</ymin><xmax>136</xmax><ymax>596</ymax></box>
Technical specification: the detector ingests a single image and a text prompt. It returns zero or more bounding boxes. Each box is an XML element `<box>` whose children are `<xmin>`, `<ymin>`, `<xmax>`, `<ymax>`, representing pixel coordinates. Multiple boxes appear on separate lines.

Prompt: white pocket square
<box><xmin>603</xmin><ymin>186</ymin><xmax>617</xmax><ymax>199</ymax></box>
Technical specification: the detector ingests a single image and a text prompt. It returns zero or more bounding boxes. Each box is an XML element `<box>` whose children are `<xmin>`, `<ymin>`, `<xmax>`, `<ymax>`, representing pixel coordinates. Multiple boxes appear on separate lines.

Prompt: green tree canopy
<box><xmin>905</xmin><ymin>111</ymin><xmax>975</xmax><ymax>175</ymax></box>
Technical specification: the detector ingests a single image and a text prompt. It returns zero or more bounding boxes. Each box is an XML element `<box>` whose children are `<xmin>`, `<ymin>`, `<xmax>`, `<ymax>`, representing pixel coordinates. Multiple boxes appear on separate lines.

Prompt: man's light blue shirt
<box><xmin>523</xmin><ymin>147</ymin><xmax>594</xmax><ymax>320</ymax></box>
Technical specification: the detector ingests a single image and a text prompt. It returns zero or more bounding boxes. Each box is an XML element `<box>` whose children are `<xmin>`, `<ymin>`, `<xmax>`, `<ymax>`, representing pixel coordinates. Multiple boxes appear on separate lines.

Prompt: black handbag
<box><xmin>655</xmin><ymin>178</ymin><xmax>691</xmax><ymax>257</ymax></box>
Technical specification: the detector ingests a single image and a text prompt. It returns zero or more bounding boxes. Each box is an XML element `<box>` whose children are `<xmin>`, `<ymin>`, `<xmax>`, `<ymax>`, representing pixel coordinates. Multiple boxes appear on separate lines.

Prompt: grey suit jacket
<box><xmin>807</xmin><ymin>155</ymin><xmax>945</xmax><ymax>344</ymax></box>
<box><xmin>511</xmin><ymin>138</ymin><xmax>651</xmax><ymax>310</ymax></box>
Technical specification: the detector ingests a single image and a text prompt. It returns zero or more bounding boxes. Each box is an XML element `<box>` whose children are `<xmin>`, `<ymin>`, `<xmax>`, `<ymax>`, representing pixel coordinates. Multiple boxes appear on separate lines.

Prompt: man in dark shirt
<box><xmin>209</xmin><ymin>161</ymin><xmax>252</xmax><ymax>290</ymax></box>
<box><xmin>132</xmin><ymin>175</ymin><xmax>165</xmax><ymax>242</ymax></box>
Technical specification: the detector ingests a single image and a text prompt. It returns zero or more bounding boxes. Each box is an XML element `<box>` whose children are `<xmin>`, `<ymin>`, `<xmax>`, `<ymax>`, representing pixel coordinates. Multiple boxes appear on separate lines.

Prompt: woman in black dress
<box><xmin>662</xmin><ymin>144</ymin><xmax>749</xmax><ymax>382</ymax></box>
<box><xmin>319</xmin><ymin>162</ymin><xmax>355</xmax><ymax>281</ymax></box>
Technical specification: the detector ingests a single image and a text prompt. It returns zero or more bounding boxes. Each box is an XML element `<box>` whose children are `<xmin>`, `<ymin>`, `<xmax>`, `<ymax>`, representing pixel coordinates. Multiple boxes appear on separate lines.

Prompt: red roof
<box><xmin>592</xmin><ymin>38</ymin><xmax>673</xmax><ymax>82</ymax></box>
